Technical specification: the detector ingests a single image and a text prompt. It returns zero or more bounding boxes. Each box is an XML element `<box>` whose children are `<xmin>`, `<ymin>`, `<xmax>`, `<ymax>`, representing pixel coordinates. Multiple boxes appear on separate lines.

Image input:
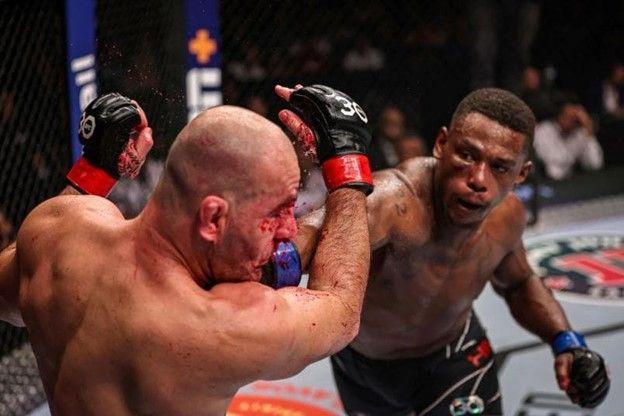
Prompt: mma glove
<box><xmin>288</xmin><ymin>85</ymin><xmax>373</xmax><ymax>195</ymax></box>
<box><xmin>67</xmin><ymin>93</ymin><xmax>148</xmax><ymax>196</ymax></box>
<box><xmin>552</xmin><ymin>331</ymin><xmax>610</xmax><ymax>408</ymax></box>
<box><xmin>264</xmin><ymin>85</ymin><xmax>373</xmax><ymax>290</ymax></box>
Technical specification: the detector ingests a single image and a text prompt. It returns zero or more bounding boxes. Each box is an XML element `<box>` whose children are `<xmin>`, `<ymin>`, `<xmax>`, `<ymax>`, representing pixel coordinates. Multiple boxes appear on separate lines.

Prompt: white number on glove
<box><xmin>334</xmin><ymin>96</ymin><xmax>368</xmax><ymax>123</ymax></box>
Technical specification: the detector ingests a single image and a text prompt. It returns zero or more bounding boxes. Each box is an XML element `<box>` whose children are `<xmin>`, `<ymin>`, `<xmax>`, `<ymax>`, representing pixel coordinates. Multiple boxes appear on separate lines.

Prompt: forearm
<box><xmin>294</xmin><ymin>207</ymin><xmax>325</xmax><ymax>272</ymax></box>
<box><xmin>308</xmin><ymin>188</ymin><xmax>370</xmax><ymax>323</ymax></box>
<box><xmin>503</xmin><ymin>276</ymin><xmax>570</xmax><ymax>342</ymax></box>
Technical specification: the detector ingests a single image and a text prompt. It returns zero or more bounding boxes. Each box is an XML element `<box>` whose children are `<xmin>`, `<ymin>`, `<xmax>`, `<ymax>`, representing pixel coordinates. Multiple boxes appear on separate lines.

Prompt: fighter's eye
<box><xmin>458</xmin><ymin>150</ymin><xmax>474</xmax><ymax>162</ymax></box>
<box><xmin>492</xmin><ymin>164</ymin><xmax>509</xmax><ymax>174</ymax></box>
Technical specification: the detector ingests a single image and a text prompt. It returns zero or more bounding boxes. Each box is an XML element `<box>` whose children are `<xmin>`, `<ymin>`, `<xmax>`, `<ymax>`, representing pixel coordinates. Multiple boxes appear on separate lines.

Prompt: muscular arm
<box><xmin>0</xmin><ymin>186</ymin><xmax>79</xmax><ymax>326</ymax></box>
<box><xmin>491</xmin><ymin>198</ymin><xmax>570</xmax><ymax>342</ymax></box>
<box><xmin>295</xmin><ymin>166</ymin><xmax>418</xmax><ymax>270</ymax></box>
<box><xmin>209</xmin><ymin>188</ymin><xmax>370</xmax><ymax>381</ymax></box>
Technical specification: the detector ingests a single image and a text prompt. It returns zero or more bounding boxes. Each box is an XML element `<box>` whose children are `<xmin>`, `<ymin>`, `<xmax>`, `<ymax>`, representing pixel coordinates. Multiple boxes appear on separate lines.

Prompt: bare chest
<box><xmin>366</xmin><ymin>237</ymin><xmax>508</xmax><ymax>319</ymax></box>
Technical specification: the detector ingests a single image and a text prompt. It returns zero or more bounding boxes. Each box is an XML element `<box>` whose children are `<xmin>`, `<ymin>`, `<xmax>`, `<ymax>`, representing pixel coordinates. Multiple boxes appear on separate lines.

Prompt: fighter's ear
<box><xmin>198</xmin><ymin>196</ymin><xmax>229</xmax><ymax>242</ymax></box>
<box><xmin>433</xmin><ymin>127</ymin><xmax>449</xmax><ymax>159</ymax></box>
<box><xmin>515</xmin><ymin>160</ymin><xmax>533</xmax><ymax>185</ymax></box>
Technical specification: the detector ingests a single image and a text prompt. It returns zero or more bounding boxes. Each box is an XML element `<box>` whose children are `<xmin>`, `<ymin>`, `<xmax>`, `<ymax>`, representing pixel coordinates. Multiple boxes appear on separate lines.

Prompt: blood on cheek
<box><xmin>257</xmin><ymin>205</ymin><xmax>297</xmax><ymax>236</ymax></box>
<box><xmin>258</xmin><ymin>218</ymin><xmax>279</xmax><ymax>234</ymax></box>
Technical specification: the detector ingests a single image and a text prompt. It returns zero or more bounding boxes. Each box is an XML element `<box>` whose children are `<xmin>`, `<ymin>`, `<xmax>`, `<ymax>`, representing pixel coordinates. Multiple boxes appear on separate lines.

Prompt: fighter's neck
<box><xmin>132</xmin><ymin>200</ymin><xmax>214</xmax><ymax>288</ymax></box>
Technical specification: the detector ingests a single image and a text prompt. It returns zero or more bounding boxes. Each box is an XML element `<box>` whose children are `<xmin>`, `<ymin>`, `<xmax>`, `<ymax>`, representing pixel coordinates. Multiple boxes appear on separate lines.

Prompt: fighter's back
<box><xmin>16</xmin><ymin>196</ymin><xmax>237</xmax><ymax>415</ymax></box>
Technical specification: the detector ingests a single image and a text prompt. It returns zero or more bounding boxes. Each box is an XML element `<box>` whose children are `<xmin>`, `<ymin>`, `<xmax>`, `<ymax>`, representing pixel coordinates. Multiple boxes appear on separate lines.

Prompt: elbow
<box><xmin>345</xmin><ymin>316</ymin><xmax>361</xmax><ymax>344</ymax></box>
<box><xmin>334</xmin><ymin>312</ymin><xmax>361</xmax><ymax>352</ymax></box>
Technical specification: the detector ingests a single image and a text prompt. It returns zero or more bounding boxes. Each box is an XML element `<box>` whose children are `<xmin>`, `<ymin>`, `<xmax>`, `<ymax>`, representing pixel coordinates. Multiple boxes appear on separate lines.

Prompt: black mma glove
<box><xmin>288</xmin><ymin>85</ymin><xmax>373</xmax><ymax>195</ymax></box>
<box><xmin>66</xmin><ymin>93</ymin><xmax>151</xmax><ymax>196</ymax></box>
<box><xmin>552</xmin><ymin>331</ymin><xmax>610</xmax><ymax>408</ymax></box>
<box><xmin>567</xmin><ymin>348</ymin><xmax>610</xmax><ymax>408</ymax></box>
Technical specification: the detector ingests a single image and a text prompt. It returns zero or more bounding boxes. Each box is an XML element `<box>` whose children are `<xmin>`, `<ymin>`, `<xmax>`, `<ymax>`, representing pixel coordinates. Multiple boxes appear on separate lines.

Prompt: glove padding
<box><xmin>67</xmin><ymin>93</ymin><xmax>152</xmax><ymax>196</ymax></box>
<box><xmin>289</xmin><ymin>85</ymin><xmax>373</xmax><ymax>194</ymax></box>
<box><xmin>567</xmin><ymin>348</ymin><xmax>610</xmax><ymax>408</ymax></box>
<box><xmin>79</xmin><ymin>93</ymin><xmax>143</xmax><ymax>179</ymax></box>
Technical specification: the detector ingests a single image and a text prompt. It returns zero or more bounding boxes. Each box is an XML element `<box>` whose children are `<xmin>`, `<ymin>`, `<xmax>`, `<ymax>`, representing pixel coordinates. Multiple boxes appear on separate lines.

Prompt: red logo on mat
<box><xmin>228</xmin><ymin>396</ymin><xmax>340</xmax><ymax>416</ymax></box>
<box><xmin>527</xmin><ymin>234</ymin><xmax>624</xmax><ymax>304</ymax></box>
<box><xmin>228</xmin><ymin>382</ymin><xmax>343</xmax><ymax>416</ymax></box>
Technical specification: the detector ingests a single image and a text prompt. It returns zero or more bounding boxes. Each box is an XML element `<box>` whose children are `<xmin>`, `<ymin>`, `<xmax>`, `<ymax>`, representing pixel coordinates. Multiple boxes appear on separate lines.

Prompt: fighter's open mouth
<box><xmin>457</xmin><ymin>198</ymin><xmax>484</xmax><ymax>211</ymax></box>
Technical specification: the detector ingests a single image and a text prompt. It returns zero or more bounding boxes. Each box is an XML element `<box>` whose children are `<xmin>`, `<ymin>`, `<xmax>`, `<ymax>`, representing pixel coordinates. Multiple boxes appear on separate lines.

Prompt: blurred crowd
<box><xmin>221</xmin><ymin>0</ymin><xmax>624</xmax><ymax>183</ymax></box>
<box><xmin>1</xmin><ymin>0</ymin><xmax>623</xmax><ymax>230</ymax></box>
<box><xmin>75</xmin><ymin>0</ymin><xmax>624</xmax><ymax>220</ymax></box>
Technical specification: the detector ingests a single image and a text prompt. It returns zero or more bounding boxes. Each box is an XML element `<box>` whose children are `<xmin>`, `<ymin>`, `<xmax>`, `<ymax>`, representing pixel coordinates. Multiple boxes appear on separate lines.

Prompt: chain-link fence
<box><xmin>221</xmin><ymin>0</ymin><xmax>471</xmax><ymax>151</ymax></box>
<box><xmin>96</xmin><ymin>0</ymin><xmax>187</xmax><ymax>158</ymax></box>
<box><xmin>1</xmin><ymin>0</ymin><xmax>623</xmax><ymax>414</ymax></box>
<box><xmin>0</xmin><ymin>0</ymin><xmax>188</xmax><ymax>413</ymax></box>
<box><xmin>0</xmin><ymin>0</ymin><xmax>71</xmax><ymax>238</ymax></box>
<box><xmin>0</xmin><ymin>1</ymin><xmax>70</xmax><ymax>413</ymax></box>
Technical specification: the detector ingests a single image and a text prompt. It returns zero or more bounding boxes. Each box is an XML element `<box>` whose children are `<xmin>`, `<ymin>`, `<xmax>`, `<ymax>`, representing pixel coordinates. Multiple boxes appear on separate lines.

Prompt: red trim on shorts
<box><xmin>321</xmin><ymin>154</ymin><xmax>373</xmax><ymax>193</ymax></box>
<box><xmin>466</xmin><ymin>339</ymin><xmax>493</xmax><ymax>367</ymax></box>
<box><xmin>66</xmin><ymin>157</ymin><xmax>117</xmax><ymax>197</ymax></box>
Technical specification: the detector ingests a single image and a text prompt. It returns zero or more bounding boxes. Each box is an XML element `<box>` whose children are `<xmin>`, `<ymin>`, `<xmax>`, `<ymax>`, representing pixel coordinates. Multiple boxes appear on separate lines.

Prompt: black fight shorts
<box><xmin>331</xmin><ymin>312</ymin><xmax>502</xmax><ymax>416</ymax></box>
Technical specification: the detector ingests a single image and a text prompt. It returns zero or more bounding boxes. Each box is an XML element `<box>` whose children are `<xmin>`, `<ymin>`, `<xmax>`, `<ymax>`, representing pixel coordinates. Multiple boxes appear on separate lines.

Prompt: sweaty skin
<box><xmin>0</xmin><ymin>102</ymin><xmax>151</xmax><ymax>327</ymax></box>
<box><xmin>0</xmin><ymin>187</ymin><xmax>80</xmax><ymax>327</ymax></box>
<box><xmin>8</xmin><ymin>106</ymin><xmax>370</xmax><ymax>415</ymax></box>
<box><xmin>296</xmin><ymin>112</ymin><xmax>572</xmax><ymax>375</ymax></box>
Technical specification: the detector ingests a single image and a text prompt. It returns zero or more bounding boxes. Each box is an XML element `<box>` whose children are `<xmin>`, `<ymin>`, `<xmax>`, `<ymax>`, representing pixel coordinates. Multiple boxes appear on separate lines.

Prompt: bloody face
<box><xmin>433</xmin><ymin>112</ymin><xmax>531</xmax><ymax>227</ymax></box>
<box><xmin>211</xmin><ymin>158</ymin><xmax>300</xmax><ymax>283</ymax></box>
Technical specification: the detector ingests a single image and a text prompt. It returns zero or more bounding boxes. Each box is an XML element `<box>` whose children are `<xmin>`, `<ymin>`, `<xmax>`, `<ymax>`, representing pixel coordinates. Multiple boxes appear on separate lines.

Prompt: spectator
<box><xmin>520</xmin><ymin>66</ymin><xmax>555</xmax><ymax>121</ymax></box>
<box><xmin>587</xmin><ymin>62</ymin><xmax>624</xmax><ymax>165</ymax></box>
<box><xmin>534</xmin><ymin>94</ymin><xmax>604</xmax><ymax>180</ymax></box>
<box><xmin>397</xmin><ymin>134</ymin><xmax>427</xmax><ymax>161</ymax></box>
<box><xmin>227</xmin><ymin>46</ymin><xmax>266</xmax><ymax>81</ymax></box>
<box><xmin>299</xmin><ymin>35</ymin><xmax>332</xmax><ymax>75</ymax></box>
<box><xmin>369</xmin><ymin>105</ymin><xmax>426</xmax><ymax>170</ymax></box>
<box><xmin>343</xmin><ymin>35</ymin><xmax>384</xmax><ymax>72</ymax></box>
<box><xmin>468</xmin><ymin>0</ymin><xmax>541</xmax><ymax>90</ymax></box>
<box><xmin>602</xmin><ymin>63</ymin><xmax>624</xmax><ymax>117</ymax></box>
<box><xmin>588</xmin><ymin>62</ymin><xmax>624</xmax><ymax>118</ymax></box>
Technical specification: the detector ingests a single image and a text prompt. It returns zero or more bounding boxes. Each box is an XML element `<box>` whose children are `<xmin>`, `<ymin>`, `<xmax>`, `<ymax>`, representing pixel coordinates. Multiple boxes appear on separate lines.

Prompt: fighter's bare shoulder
<box><xmin>20</xmin><ymin>195</ymin><xmax>122</xmax><ymax>234</ymax></box>
<box><xmin>395</xmin><ymin>157</ymin><xmax>436</xmax><ymax>197</ymax></box>
<box><xmin>366</xmin><ymin>157</ymin><xmax>434</xmax><ymax>247</ymax></box>
<box><xmin>484</xmin><ymin>193</ymin><xmax>527</xmax><ymax>248</ymax></box>
<box><xmin>17</xmin><ymin>195</ymin><xmax>124</xmax><ymax>260</ymax></box>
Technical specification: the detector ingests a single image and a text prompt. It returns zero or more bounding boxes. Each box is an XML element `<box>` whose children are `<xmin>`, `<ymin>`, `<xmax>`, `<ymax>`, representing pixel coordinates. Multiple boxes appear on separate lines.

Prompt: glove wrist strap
<box><xmin>271</xmin><ymin>241</ymin><xmax>302</xmax><ymax>289</ymax></box>
<box><xmin>66</xmin><ymin>157</ymin><xmax>117</xmax><ymax>197</ymax></box>
<box><xmin>321</xmin><ymin>154</ymin><xmax>373</xmax><ymax>195</ymax></box>
<box><xmin>551</xmin><ymin>330</ymin><xmax>587</xmax><ymax>355</ymax></box>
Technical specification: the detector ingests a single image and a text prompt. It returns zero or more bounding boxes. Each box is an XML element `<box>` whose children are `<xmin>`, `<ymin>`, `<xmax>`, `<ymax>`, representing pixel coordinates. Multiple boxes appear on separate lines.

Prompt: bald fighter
<box><xmin>285</xmin><ymin>87</ymin><xmax>610</xmax><ymax>415</ymax></box>
<box><xmin>0</xmin><ymin>85</ymin><xmax>374</xmax><ymax>415</ymax></box>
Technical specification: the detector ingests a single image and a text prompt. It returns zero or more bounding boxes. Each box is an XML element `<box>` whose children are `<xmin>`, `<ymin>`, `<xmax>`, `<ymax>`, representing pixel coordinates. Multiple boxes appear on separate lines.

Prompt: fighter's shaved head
<box><xmin>156</xmin><ymin>105</ymin><xmax>297</xmax><ymax>212</ymax></box>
